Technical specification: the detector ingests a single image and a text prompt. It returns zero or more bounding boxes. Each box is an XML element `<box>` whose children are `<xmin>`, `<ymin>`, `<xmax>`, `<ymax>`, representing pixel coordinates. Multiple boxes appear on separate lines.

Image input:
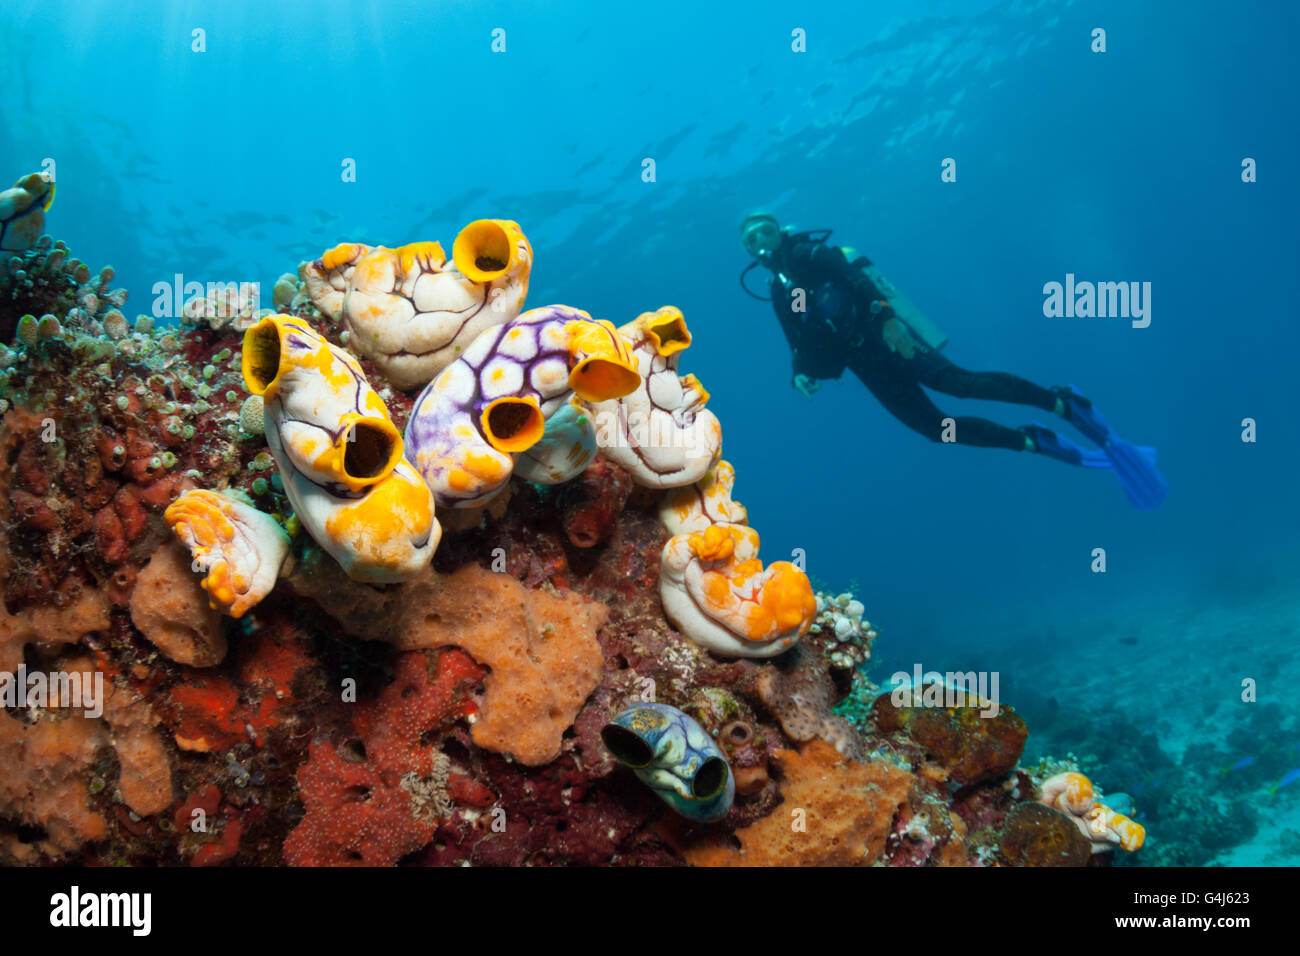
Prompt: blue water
<box><xmin>4</xmin><ymin>0</ymin><xmax>1299</xmax><ymax>861</ymax></box>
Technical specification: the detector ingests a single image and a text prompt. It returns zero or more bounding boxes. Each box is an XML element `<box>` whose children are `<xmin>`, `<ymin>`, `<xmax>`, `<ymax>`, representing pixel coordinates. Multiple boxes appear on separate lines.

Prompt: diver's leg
<box><xmin>858</xmin><ymin>372</ymin><xmax>1028</xmax><ymax>451</ymax></box>
<box><xmin>908</xmin><ymin>350</ymin><xmax>1058</xmax><ymax>412</ymax></box>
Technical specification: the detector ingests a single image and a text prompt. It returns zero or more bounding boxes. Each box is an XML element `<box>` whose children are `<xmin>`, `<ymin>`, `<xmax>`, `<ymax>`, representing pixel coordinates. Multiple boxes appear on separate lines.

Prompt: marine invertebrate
<box><xmin>658</xmin><ymin>460</ymin><xmax>815</xmax><ymax>658</ymax></box>
<box><xmin>238</xmin><ymin>395</ymin><xmax>264</xmax><ymax>436</ymax></box>
<box><xmin>0</xmin><ymin>562</ymin><xmax>174</xmax><ymax>858</ymax></box>
<box><xmin>405</xmin><ymin>304</ymin><xmax>640</xmax><ymax>510</ymax></box>
<box><xmin>559</xmin><ymin>455</ymin><xmax>634</xmax><ymax>548</ymax></box>
<box><xmin>587</xmin><ymin>306</ymin><xmax>722</xmax><ymax>488</ymax></box>
<box><xmin>286</xmin><ymin>557</ymin><xmax>608</xmax><ymax>766</ymax></box>
<box><xmin>809</xmin><ymin>591</ymin><xmax>878</xmax><ymax>670</ymax></box>
<box><xmin>756</xmin><ymin>645</ymin><xmax>863</xmax><ymax>758</ymax></box>
<box><xmin>163</xmin><ymin>673</ymin><xmax>250</xmax><ymax>752</ymax></box>
<box><xmin>514</xmin><ymin>401</ymin><xmax>597</xmax><ymax>486</ymax></box>
<box><xmin>159</xmin><ymin>629</ymin><xmax>310</xmax><ymax>756</ymax></box>
<box><xmin>287</xmin><ymin>737</ymin><xmax>440</xmax><ymax>866</ymax></box>
<box><xmin>330</xmin><ymin>221</ymin><xmax>533</xmax><ymax>389</ymax></box>
<box><xmin>284</xmin><ymin>648</ymin><xmax>488</xmax><ymax>866</ymax></box>
<box><xmin>271</xmin><ymin>272</ymin><xmax>299</xmax><ymax>311</ymax></box>
<box><xmin>164</xmin><ymin>489</ymin><xmax>290</xmax><ymax>617</ymax></box>
<box><xmin>1037</xmin><ymin>771</ymin><xmax>1145</xmax><ymax>853</ymax></box>
<box><xmin>102</xmin><ymin>681</ymin><xmax>174</xmax><ymax>818</ymax></box>
<box><xmin>103</xmin><ymin>309</ymin><xmax>128</xmax><ymax>341</ymax></box>
<box><xmin>0</xmin><ymin>713</ymin><xmax>109</xmax><ymax>862</ymax></box>
<box><xmin>602</xmin><ymin>703</ymin><xmax>734</xmax><ymax>822</ymax></box>
<box><xmin>129</xmin><ymin>541</ymin><xmax>228</xmax><ymax>666</ymax></box>
<box><xmin>684</xmin><ymin>740</ymin><xmax>914</xmax><ymax>866</ymax></box>
<box><xmin>241</xmin><ymin>314</ymin><xmax>438</xmax><ymax>581</ymax></box>
<box><xmin>0</xmin><ymin>172</ymin><xmax>54</xmax><ymax>253</ymax></box>
<box><xmin>299</xmin><ymin>242</ymin><xmax>370</xmax><ymax>322</ymax></box>
<box><xmin>182</xmin><ymin>283</ymin><xmax>261</xmax><ymax>331</ymax></box>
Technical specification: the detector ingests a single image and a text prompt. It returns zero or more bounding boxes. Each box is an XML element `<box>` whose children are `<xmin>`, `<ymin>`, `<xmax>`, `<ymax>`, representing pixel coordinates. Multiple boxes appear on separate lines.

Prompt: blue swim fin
<box><xmin>1026</xmin><ymin>423</ymin><xmax>1156</xmax><ymax>472</ymax></box>
<box><xmin>1104</xmin><ymin>438</ymin><xmax>1170</xmax><ymax>510</ymax></box>
<box><xmin>1056</xmin><ymin>386</ymin><xmax>1169</xmax><ymax>510</ymax></box>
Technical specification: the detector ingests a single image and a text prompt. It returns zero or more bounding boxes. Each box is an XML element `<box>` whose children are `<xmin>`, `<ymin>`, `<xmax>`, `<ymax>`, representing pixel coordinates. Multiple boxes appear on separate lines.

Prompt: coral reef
<box><xmin>0</xmin><ymin>207</ymin><xmax>1137</xmax><ymax>869</ymax></box>
<box><xmin>871</xmin><ymin>689</ymin><xmax>1028</xmax><ymax>787</ymax></box>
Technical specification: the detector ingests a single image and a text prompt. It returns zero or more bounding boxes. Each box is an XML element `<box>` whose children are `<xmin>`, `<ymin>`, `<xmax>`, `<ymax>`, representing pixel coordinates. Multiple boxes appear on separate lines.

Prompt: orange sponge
<box><xmin>685</xmin><ymin>740</ymin><xmax>913</xmax><ymax>866</ymax></box>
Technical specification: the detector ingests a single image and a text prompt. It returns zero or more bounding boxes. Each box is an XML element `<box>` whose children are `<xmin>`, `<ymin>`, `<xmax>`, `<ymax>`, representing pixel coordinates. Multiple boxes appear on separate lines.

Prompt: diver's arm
<box><xmin>790</xmin><ymin>340</ymin><xmax>845</xmax><ymax>392</ymax></box>
<box><xmin>771</xmin><ymin>286</ymin><xmax>820</xmax><ymax>393</ymax></box>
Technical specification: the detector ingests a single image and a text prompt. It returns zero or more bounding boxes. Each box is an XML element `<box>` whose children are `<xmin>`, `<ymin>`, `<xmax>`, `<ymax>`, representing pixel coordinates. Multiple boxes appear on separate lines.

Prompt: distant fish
<box><xmin>1118</xmin><ymin>636</ymin><xmax>1139</xmax><ymax>646</ymax></box>
<box><xmin>1219</xmin><ymin>756</ymin><xmax>1256</xmax><ymax>777</ymax></box>
<box><xmin>1268</xmin><ymin>768</ymin><xmax>1300</xmax><ymax>797</ymax></box>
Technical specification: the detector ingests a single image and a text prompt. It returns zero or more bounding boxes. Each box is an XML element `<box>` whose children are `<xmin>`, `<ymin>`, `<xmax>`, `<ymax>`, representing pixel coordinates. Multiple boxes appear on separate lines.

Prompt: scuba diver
<box><xmin>738</xmin><ymin>211</ymin><xmax>1167</xmax><ymax>509</ymax></box>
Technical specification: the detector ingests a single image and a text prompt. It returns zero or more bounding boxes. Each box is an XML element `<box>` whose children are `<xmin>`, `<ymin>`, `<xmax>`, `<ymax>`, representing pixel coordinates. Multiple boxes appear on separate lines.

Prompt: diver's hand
<box><xmin>794</xmin><ymin>374</ymin><xmax>821</xmax><ymax>398</ymax></box>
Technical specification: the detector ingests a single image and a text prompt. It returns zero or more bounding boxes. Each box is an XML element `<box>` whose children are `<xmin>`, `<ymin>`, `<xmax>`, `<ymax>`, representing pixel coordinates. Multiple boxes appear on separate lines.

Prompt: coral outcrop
<box><xmin>0</xmin><ymin>205</ymin><xmax>1137</xmax><ymax>868</ymax></box>
<box><xmin>871</xmin><ymin>690</ymin><xmax>1028</xmax><ymax>787</ymax></box>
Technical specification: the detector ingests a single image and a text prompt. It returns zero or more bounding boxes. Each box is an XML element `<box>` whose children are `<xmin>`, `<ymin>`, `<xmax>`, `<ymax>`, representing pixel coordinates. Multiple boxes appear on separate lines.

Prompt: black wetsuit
<box><xmin>762</xmin><ymin>230</ymin><xmax>1057</xmax><ymax>450</ymax></box>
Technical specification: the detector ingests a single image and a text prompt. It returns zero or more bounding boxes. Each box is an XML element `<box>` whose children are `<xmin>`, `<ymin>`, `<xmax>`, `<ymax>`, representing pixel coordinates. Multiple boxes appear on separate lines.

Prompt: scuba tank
<box><xmin>839</xmin><ymin>243</ymin><xmax>948</xmax><ymax>351</ymax></box>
